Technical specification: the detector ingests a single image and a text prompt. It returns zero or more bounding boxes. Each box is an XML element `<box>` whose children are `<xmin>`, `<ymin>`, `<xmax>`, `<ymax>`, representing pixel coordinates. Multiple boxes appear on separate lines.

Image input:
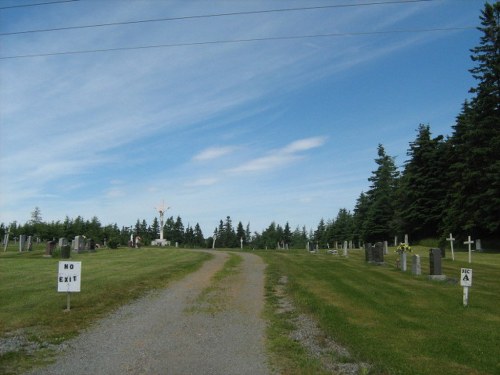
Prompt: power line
<box><xmin>0</xmin><ymin>0</ymin><xmax>437</xmax><ymax>36</ymax></box>
<box><xmin>0</xmin><ymin>0</ymin><xmax>79</xmax><ymax>10</ymax></box>
<box><xmin>0</xmin><ymin>26</ymin><xmax>475</xmax><ymax>60</ymax></box>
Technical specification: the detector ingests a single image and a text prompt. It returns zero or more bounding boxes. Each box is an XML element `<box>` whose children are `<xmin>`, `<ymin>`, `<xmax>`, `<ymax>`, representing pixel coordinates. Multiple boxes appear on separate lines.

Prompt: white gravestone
<box><xmin>401</xmin><ymin>252</ymin><xmax>407</xmax><ymax>272</ymax></box>
<box><xmin>383</xmin><ymin>241</ymin><xmax>388</xmax><ymax>255</ymax></box>
<box><xmin>19</xmin><ymin>235</ymin><xmax>26</xmax><ymax>252</ymax></box>
<box><xmin>411</xmin><ymin>255</ymin><xmax>421</xmax><ymax>275</ymax></box>
<box><xmin>475</xmin><ymin>239</ymin><xmax>482</xmax><ymax>251</ymax></box>
<box><xmin>343</xmin><ymin>241</ymin><xmax>348</xmax><ymax>257</ymax></box>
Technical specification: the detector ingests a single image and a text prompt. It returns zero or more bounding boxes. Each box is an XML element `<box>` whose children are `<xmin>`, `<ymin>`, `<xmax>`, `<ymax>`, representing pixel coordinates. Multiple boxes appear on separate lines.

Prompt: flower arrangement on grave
<box><xmin>396</xmin><ymin>243</ymin><xmax>411</xmax><ymax>254</ymax></box>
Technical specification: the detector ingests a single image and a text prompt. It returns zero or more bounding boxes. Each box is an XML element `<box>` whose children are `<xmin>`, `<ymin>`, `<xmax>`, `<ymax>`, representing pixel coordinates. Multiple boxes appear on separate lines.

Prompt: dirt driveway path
<box><xmin>27</xmin><ymin>251</ymin><xmax>271</xmax><ymax>375</ymax></box>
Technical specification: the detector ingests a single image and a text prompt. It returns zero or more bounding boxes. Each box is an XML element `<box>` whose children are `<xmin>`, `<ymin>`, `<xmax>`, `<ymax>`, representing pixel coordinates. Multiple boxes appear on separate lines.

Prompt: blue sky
<box><xmin>0</xmin><ymin>0</ymin><xmax>484</xmax><ymax>235</ymax></box>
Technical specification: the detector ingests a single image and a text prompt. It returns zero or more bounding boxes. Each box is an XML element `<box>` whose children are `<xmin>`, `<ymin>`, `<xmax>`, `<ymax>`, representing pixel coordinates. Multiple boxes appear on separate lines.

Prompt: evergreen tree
<box><xmin>194</xmin><ymin>223</ymin><xmax>204</xmax><ymax>247</ymax></box>
<box><xmin>398</xmin><ymin>124</ymin><xmax>447</xmax><ymax>240</ymax></box>
<box><xmin>363</xmin><ymin>144</ymin><xmax>400</xmax><ymax>242</ymax></box>
<box><xmin>236</xmin><ymin>221</ymin><xmax>246</xmax><ymax>246</ymax></box>
<box><xmin>445</xmin><ymin>3</ymin><xmax>500</xmax><ymax>238</ymax></box>
<box><xmin>283</xmin><ymin>222</ymin><xmax>292</xmax><ymax>248</ymax></box>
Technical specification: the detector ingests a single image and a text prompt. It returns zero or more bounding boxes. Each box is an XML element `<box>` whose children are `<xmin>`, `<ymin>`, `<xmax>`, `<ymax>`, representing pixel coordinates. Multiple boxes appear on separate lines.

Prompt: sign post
<box><xmin>460</xmin><ymin>268</ymin><xmax>472</xmax><ymax>307</ymax></box>
<box><xmin>58</xmin><ymin>261</ymin><xmax>82</xmax><ymax>311</ymax></box>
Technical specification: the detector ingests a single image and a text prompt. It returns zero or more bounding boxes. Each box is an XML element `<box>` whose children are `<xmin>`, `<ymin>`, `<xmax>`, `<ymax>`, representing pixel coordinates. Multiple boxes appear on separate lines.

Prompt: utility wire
<box><xmin>0</xmin><ymin>0</ymin><xmax>437</xmax><ymax>36</ymax></box>
<box><xmin>0</xmin><ymin>0</ymin><xmax>79</xmax><ymax>10</ymax></box>
<box><xmin>0</xmin><ymin>26</ymin><xmax>475</xmax><ymax>60</ymax></box>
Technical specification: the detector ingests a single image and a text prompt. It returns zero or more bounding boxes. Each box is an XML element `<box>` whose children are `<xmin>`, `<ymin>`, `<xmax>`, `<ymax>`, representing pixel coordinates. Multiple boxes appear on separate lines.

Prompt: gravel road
<box><xmin>26</xmin><ymin>251</ymin><xmax>271</xmax><ymax>375</ymax></box>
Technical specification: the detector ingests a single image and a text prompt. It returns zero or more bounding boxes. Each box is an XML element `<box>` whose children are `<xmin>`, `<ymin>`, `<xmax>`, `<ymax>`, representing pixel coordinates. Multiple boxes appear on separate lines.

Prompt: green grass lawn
<box><xmin>0</xmin><ymin>246</ymin><xmax>210</xmax><ymax>374</ymax></box>
<box><xmin>259</xmin><ymin>246</ymin><xmax>500</xmax><ymax>375</ymax></box>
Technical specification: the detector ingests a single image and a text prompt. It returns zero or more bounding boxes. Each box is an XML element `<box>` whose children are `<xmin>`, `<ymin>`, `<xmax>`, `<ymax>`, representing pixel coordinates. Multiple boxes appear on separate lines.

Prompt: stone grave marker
<box><xmin>429</xmin><ymin>248</ymin><xmax>446</xmax><ymax>280</ymax></box>
<box><xmin>26</xmin><ymin>236</ymin><xmax>33</xmax><ymax>251</ymax></box>
<box><xmin>343</xmin><ymin>241</ymin><xmax>348</xmax><ymax>257</ymax></box>
<box><xmin>364</xmin><ymin>243</ymin><xmax>373</xmax><ymax>262</ymax></box>
<box><xmin>411</xmin><ymin>255</ymin><xmax>421</xmax><ymax>275</ymax></box>
<box><xmin>404</xmin><ymin>234</ymin><xmax>409</xmax><ymax>245</ymax></box>
<box><xmin>19</xmin><ymin>235</ymin><xmax>26</xmax><ymax>252</ymax></box>
<box><xmin>58</xmin><ymin>238</ymin><xmax>68</xmax><ymax>249</ymax></box>
<box><xmin>73</xmin><ymin>235</ymin><xmax>86</xmax><ymax>253</ymax></box>
<box><xmin>383</xmin><ymin>241</ymin><xmax>388</xmax><ymax>255</ymax></box>
<box><xmin>45</xmin><ymin>240</ymin><xmax>56</xmax><ymax>257</ymax></box>
<box><xmin>475</xmin><ymin>239</ymin><xmax>482</xmax><ymax>251</ymax></box>
<box><xmin>372</xmin><ymin>242</ymin><xmax>384</xmax><ymax>264</ymax></box>
<box><xmin>401</xmin><ymin>252</ymin><xmax>408</xmax><ymax>272</ymax></box>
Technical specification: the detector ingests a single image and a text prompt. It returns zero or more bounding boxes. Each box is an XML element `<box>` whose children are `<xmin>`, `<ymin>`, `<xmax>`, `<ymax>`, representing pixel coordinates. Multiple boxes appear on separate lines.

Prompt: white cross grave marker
<box><xmin>446</xmin><ymin>233</ymin><xmax>455</xmax><ymax>261</ymax></box>
<box><xmin>464</xmin><ymin>236</ymin><xmax>474</xmax><ymax>264</ymax></box>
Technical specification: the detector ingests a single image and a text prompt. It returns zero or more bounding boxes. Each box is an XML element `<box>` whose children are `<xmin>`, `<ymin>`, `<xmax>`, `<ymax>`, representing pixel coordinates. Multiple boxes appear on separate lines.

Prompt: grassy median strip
<box><xmin>0</xmin><ymin>247</ymin><xmax>210</xmax><ymax>374</ymax></box>
<box><xmin>259</xmin><ymin>247</ymin><xmax>500</xmax><ymax>375</ymax></box>
<box><xmin>187</xmin><ymin>252</ymin><xmax>243</xmax><ymax>314</ymax></box>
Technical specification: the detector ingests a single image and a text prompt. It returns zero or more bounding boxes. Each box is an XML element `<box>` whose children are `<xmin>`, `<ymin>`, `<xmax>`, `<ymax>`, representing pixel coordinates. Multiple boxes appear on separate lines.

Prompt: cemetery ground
<box><xmin>0</xmin><ymin>245</ymin><xmax>499</xmax><ymax>374</ymax></box>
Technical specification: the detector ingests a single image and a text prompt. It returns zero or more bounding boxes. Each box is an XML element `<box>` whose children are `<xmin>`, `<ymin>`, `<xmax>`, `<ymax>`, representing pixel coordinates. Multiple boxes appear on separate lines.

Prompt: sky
<box><xmin>0</xmin><ymin>0</ymin><xmax>486</xmax><ymax>236</ymax></box>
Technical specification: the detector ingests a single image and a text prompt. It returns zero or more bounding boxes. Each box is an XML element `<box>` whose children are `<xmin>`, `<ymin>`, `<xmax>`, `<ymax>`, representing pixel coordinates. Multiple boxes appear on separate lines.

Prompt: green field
<box><xmin>1</xmin><ymin>245</ymin><xmax>499</xmax><ymax>374</ymax></box>
<box><xmin>259</xmin><ymin>246</ymin><xmax>500</xmax><ymax>375</ymax></box>
<box><xmin>0</xmin><ymin>246</ymin><xmax>210</xmax><ymax>374</ymax></box>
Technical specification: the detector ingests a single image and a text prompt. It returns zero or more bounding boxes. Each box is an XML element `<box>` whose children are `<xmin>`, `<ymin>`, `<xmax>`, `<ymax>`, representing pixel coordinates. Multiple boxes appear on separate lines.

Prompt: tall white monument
<box><xmin>152</xmin><ymin>200</ymin><xmax>170</xmax><ymax>246</ymax></box>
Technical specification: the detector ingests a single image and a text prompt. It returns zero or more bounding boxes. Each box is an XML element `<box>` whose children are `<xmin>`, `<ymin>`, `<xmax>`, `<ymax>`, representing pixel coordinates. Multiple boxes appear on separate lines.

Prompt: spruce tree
<box><xmin>363</xmin><ymin>144</ymin><xmax>400</xmax><ymax>242</ymax></box>
<box><xmin>398</xmin><ymin>124</ymin><xmax>447</xmax><ymax>240</ymax></box>
<box><xmin>445</xmin><ymin>3</ymin><xmax>500</xmax><ymax>238</ymax></box>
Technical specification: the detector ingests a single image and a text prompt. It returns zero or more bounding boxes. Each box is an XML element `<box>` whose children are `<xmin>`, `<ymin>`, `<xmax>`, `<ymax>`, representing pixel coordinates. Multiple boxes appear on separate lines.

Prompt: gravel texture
<box><xmin>25</xmin><ymin>251</ymin><xmax>271</xmax><ymax>375</ymax></box>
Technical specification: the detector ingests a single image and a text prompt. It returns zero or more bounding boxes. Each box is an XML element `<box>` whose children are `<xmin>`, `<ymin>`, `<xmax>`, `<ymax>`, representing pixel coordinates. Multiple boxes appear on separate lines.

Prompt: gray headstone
<box><xmin>74</xmin><ymin>236</ymin><xmax>86</xmax><ymax>253</ymax></box>
<box><xmin>58</xmin><ymin>238</ymin><xmax>68</xmax><ymax>248</ymax></box>
<box><xmin>19</xmin><ymin>235</ymin><xmax>26</xmax><ymax>252</ymax></box>
<box><xmin>475</xmin><ymin>239</ymin><xmax>482</xmax><ymax>251</ymax></box>
<box><xmin>383</xmin><ymin>241</ymin><xmax>388</xmax><ymax>255</ymax></box>
<box><xmin>429</xmin><ymin>248</ymin><xmax>442</xmax><ymax>275</ymax></box>
<box><xmin>372</xmin><ymin>242</ymin><xmax>384</xmax><ymax>264</ymax></box>
<box><xmin>343</xmin><ymin>241</ymin><xmax>348</xmax><ymax>257</ymax></box>
<box><xmin>364</xmin><ymin>243</ymin><xmax>373</xmax><ymax>262</ymax></box>
<box><xmin>404</xmin><ymin>234</ymin><xmax>409</xmax><ymax>245</ymax></box>
<box><xmin>411</xmin><ymin>255</ymin><xmax>421</xmax><ymax>275</ymax></box>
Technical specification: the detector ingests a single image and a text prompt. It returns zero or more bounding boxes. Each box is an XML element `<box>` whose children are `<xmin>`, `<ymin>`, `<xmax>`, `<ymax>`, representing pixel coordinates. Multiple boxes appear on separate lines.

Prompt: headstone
<box><xmin>364</xmin><ymin>243</ymin><xmax>373</xmax><ymax>262</ymax></box>
<box><xmin>343</xmin><ymin>241</ymin><xmax>348</xmax><ymax>257</ymax></box>
<box><xmin>19</xmin><ymin>235</ymin><xmax>26</xmax><ymax>252</ymax></box>
<box><xmin>73</xmin><ymin>236</ymin><xmax>85</xmax><ymax>253</ymax></box>
<box><xmin>372</xmin><ymin>242</ymin><xmax>384</xmax><ymax>264</ymax></box>
<box><xmin>383</xmin><ymin>241</ymin><xmax>389</xmax><ymax>255</ymax></box>
<box><xmin>429</xmin><ymin>248</ymin><xmax>446</xmax><ymax>280</ymax></box>
<box><xmin>401</xmin><ymin>252</ymin><xmax>407</xmax><ymax>272</ymax></box>
<box><xmin>26</xmin><ymin>236</ymin><xmax>33</xmax><ymax>251</ymax></box>
<box><xmin>58</xmin><ymin>238</ymin><xmax>68</xmax><ymax>249</ymax></box>
<box><xmin>411</xmin><ymin>255</ymin><xmax>421</xmax><ymax>275</ymax></box>
<box><xmin>349</xmin><ymin>240</ymin><xmax>353</xmax><ymax>249</ymax></box>
<box><xmin>475</xmin><ymin>239</ymin><xmax>482</xmax><ymax>251</ymax></box>
<box><xmin>45</xmin><ymin>240</ymin><xmax>56</xmax><ymax>256</ymax></box>
<box><xmin>89</xmin><ymin>239</ymin><xmax>96</xmax><ymax>251</ymax></box>
<box><xmin>404</xmin><ymin>234</ymin><xmax>409</xmax><ymax>245</ymax></box>
<box><xmin>394</xmin><ymin>236</ymin><xmax>398</xmax><ymax>247</ymax></box>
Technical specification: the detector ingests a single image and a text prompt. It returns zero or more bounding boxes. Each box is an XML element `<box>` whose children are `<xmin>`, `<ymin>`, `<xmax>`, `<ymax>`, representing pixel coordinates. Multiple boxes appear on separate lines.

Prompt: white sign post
<box><xmin>460</xmin><ymin>268</ymin><xmax>472</xmax><ymax>307</ymax></box>
<box><xmin>464</xmin><ymin>236</ymin><xmax>474</xmax><ymax>264</ymax></box>
<box><xmin>446</xmin><ymin>233</ymin><xmax>455</xmax><ymax>261</ymax></box>
<box><xmin>58</xmin><ymin>261</ymin><xmax>82</xmax><ymax>311</ymax></box>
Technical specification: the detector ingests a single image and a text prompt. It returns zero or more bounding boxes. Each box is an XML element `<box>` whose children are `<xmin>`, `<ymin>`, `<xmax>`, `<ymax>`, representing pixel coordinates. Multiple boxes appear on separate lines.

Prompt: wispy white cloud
<box><xmin>227</xmin><ymin>137</ymin><xmax>326</xmax><ymax>174</ymax></box>
<box><xmin>184</xmin><ymin>177</ymin><xmax>218</xmax><ymax>187</ymax></box>
<box><xmin>192</xmin><ymin>146</ymin><xmax>236</xmax><ymax>162</ymax></box>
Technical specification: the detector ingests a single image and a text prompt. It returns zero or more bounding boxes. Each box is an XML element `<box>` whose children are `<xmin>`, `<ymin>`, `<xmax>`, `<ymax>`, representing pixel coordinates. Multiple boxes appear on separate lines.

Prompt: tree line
<box><xmin>1</xmin><ymin>3</ymin><xmax>498</xmax><ymax>250</ymax></box>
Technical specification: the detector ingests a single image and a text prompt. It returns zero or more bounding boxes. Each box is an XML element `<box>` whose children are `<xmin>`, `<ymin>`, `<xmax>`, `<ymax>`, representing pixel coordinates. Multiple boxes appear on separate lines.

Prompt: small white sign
<box><xmin>58</xmin><ymin>261</ymin><xmax>82</xmax><ymax>292</ymax></box>
<box><xmin>460</xmin><ymin>268</ymin><xmax>472</xmax><ymax>287</ymax></box>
